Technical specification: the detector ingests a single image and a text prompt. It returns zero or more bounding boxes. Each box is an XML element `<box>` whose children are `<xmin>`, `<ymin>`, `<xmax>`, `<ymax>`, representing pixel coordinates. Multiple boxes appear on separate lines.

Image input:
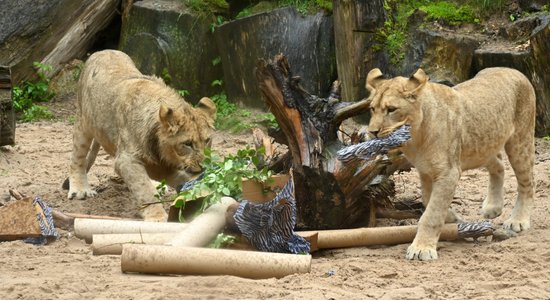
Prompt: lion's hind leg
<box><xmin>481</xmin><ymin>153</ymin><xmax>505</xmax><ymax>219</ymax></box>
<box><xmin>67</xmin><ymin>123</ymin><xmax>98</xmax><ymax>199</ymax></box>
<box><xmin>503</xmin><ymin>134</ymin><xmax>535</xmax><ymax>232</ymax></box>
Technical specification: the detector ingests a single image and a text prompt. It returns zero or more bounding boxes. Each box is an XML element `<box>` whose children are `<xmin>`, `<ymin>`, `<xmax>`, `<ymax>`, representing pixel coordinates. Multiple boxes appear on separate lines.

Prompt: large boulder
<box><xmin>399</xmin><ymin>30</ymin><xmax>480</xmax><ymax>84</ymax></box>
<box><xmin>473</xmin><ymin>15</ymin><xmax>550</xmax><ymax>136</ymax></box>
<box><xmin>213</xmin><ymin>7</ymin><xmax>336</xmax><ymax>108</ymax></box>
<box><xmin>119</xmin><ymin>0</ymin><xmax>223</xmax><ymax>103</ymax></box>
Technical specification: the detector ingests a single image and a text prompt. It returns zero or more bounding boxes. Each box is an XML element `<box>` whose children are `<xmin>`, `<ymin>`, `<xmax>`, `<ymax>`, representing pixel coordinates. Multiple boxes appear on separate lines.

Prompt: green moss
<box><xmin>375</xmin><ymin>0</ymin><xmax>417</xmax><ymax>65</ymax></box>
<box><xmin>277</xmin><ymin>0</ymin><xmax>332</xmax><ymax>14</ymax></box>
<box><xmin>375</xmin><ymin>0</ymin><xmax>483</xmax><ymax>65</ymax></box>
<box><xmin>419</xmin><ymin>2</ymin><xmax>478</xmax><ymax>25</ymax></box>
<box><xmin>183</xmin><ymin>0</ymin><xmax>229</xmax><ymax>14</ymax></box>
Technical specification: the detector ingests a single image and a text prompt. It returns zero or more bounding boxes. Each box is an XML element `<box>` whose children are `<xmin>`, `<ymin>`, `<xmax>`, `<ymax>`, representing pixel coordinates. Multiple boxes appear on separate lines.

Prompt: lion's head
<box><xmin>157</xmin><ymin>97</ymin><xmax>216</xmax><ymax>175</ymax></box>
<box><xmin>365</xmin><ymin>68</ymin><xmax>429</xmax><ymax>138</ymax></box>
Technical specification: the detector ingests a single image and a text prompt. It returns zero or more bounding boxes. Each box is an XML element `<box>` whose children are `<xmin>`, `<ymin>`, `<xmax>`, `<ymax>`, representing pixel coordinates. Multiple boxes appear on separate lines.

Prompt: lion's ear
<box><xmin>159</xmin><ymin>104</ymin><xmax>175</xmax><ymax>129</ymax></box>
<box><xmin>196</xmin><ymin>97</ymin><xmax>217</xmax><ymax>119</ymax></box>
<box><xmin>366</xmin><ymin>68</ymin><xmax>384</xmax><ymax>93</ymax></box>
<box><xmin>406</xmin><ymin>68</ymin><xmax>429</xmax><ymax>96</ymax></box>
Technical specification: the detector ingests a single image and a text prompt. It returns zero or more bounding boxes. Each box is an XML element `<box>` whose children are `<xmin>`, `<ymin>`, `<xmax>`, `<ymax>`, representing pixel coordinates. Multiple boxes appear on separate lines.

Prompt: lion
<box><xmin>365</xmin><ymin>67</ymin><xmax>536</xmax><ymax>261</ymax></box>
<box><xmin>66</xmin><ymin>50</ymin><xmax>216</xmax><ymax>221</ymax></box>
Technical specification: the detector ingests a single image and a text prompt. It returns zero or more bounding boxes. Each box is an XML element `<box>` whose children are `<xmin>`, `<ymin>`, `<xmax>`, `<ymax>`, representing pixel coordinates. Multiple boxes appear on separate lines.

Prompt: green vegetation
<box><xmin>236</xmin><ymin>0</ymin><xmax>332</xmax><ymax>19</ymax></box>
<box><xmin>211</xmin><ymin>91</ymin><xmax>279</xmax><ymax>133</ymax></box>
<box><xmin>183</xmin><ymin>0</ymin><xmax>229</xmax><ymax>14</ymax></box>
<box><xmin>174</xmin><ymin>147</ymin><xmax>273</xmax><ymax>219</ymax></box>
<box><xmin>12</xmin><ymin>62</ymin><xmax>55</xmax><ymax>122</ymax></box>
<box><xmin>209</xmin><ymin>56</ymin><xmax>279</xmax><ymax>133</ymax></box>
<box><xmin>419</xmin><ymin>2</ymin><xmax>478</xmax><ymax>25</ymax></box>
<box><xmin>160</xmin><ymin>67</ymin><xmax>172</xmax><ymax>85</ymax></box>
<box><xmin>277</xmin><ymin>0</ymin><xmax>332</xmax><ymax>14</ymax></box>
<box><xmin>154</xmin><ymin>179</ymin><xmax>168</xmax><ymax>201</ymax></box>
<box><xmin>377</xmin><ymin>1</ymin><xmax>485</xmax><ymax>65</ymax></box>
<box><xmin>209</xmin><ymin>233</ymin><xmax>237</xmax><ymax>248</ymax></box>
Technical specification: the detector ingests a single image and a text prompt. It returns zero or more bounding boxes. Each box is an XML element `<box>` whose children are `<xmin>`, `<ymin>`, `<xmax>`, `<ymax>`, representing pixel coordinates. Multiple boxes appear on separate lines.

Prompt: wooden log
<box><xmin>74</xmin><ymin>219</ymin><xmax>188</xmax><ymax>244</ymax></box>
<box><xmin>4</xmin><ymin>0</ymin><xmax>119</xmax><ymax>83</ymax></box>
<box><xmin>333</xmin><ymin>0</ymin><xmax>386</xmax><ymax>101</ymax></box>
<box><xmin>167</xmin><ymin>197</ymin><xmax>237</xmax><ymax>247</ymax></box>
<box><xmin>40</xmin><ymin>0</ymin><xmax>119</xmax><ymax>77</ymax></box>
<box><xmin>0</xmin><ymin>66</ymin><xmax>14</xmax><ymax>146</ymax></box>
<box><xmin>121</xmin><ymin>244</ymin><xmax>311</xmax><ymax>279</ymax></box>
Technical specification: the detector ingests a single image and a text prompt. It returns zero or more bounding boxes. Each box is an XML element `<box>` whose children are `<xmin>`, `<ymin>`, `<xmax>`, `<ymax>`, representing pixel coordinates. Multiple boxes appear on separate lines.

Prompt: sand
<box><xmin>1</xmin><ymin>108</ymin><xmax>550</xmax><ymax>299</ymax></box>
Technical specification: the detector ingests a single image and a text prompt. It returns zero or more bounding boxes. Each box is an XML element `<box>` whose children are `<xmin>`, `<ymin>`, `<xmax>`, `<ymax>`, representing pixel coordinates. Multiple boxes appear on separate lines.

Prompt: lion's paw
<box><xmin>503</xmin><ymin>217</ymin><xmax>530</xmax><ymax>233</ymax></box>
<box><xmin>481</xmin><ymin>200</ymin><xmax>503</xmax><ymax>219</ymax></box>
<box><xmin>67</xmin><ymin>188</ymin><xmax>97</xmax><ymax>200</ymax></box>
<box><xmin>406</xmin><ymin>244</ymin><xmax>438</xmax><ymax>261</ymax></box>
<box><xmin>142</xmin><ymin>204</ymin><xmax>168</xmax><ymax>222</ymax></box>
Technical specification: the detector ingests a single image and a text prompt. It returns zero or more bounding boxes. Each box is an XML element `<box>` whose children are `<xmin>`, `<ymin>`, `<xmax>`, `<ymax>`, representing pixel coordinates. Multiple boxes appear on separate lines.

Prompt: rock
<box><xmin>403</xmin><ymin>30</ymin><xmax>480</xmax><ymax>84</ymax></box>
<box><xmin>518</xmin><ymin>0</ymin><xmax>549</xmax><ymax>12</ymax></box>
<box><xmin>119</xmin><ymin>0</ymin><xmax>223</xmax><ymax>103</ymax></box>
<box><xmin>213</xmin><ymin>7</ymin><xmax>336</xmax><ymax>108</ymax></box>
<box><xmin>473</xmin><ymin>16</ymin><xmax>550</xmax><ymax>136</ymax></box>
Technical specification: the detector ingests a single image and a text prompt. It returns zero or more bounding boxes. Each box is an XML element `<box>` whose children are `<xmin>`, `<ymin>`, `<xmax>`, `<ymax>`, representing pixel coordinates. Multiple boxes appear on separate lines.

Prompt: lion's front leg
<box><xmin>419</xmin><ymin>172</ymin><xmax>463</xmax><ymax>224</ymax></box>
<box><xmin>115</xmin><ymin>152</ymin><xmax>168</xmax><ymax>222</ymax></box>
<box><xmin>407</xmin><ymin>168</ymin><xmax>460</xmax><ymax>261</ymax></box>
<box><xmin>67</xmin><ymin>123</ymin><xmax>97</xmax><ymax>200</ymax></box>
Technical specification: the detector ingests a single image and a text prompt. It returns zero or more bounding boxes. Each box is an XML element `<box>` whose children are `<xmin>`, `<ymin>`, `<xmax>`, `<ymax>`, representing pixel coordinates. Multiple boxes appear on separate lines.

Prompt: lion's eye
<box><xmin>182</xmin><ymin>141</ymin><xmax>193</xmax><ymax>148</ymax></box>
<box><xmin>387</xmin><ymin>106</ymin><xmax>397</xmax><ymax>113</ymax></box>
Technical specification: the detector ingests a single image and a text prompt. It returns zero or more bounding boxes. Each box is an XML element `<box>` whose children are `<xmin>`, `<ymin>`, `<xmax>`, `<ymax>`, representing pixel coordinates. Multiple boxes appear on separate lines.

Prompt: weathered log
<box><xmin>255</xmin><ymin>54</ymin><xmax>401</xmax><ymax>230</ymax></box>
<box><xmin>1</xmin><ymin>0</ymin><xmax>119</xmax><ymax>83</ymax></box>
<box><xmin>0</xmin><ymin>66</ymin><xmax>14</xmax><ymax>146</ymax></box>
<box><xmin>333</xmin><ymin>0</ymin><xmax>386</xmax><ymax>101</ymax></box>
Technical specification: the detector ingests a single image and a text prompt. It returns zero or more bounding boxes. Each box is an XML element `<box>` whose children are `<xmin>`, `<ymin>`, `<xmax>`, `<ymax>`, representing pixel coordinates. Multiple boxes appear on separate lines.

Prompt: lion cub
<box><xmin>366</xmin><ymin>67</ymin><xmax>535</xmax><ymax>260</ymax></box>
<box><xmin>67</xmin><ymin>50</ymin><xmax>216</xmax><ymax>221</ymax></box>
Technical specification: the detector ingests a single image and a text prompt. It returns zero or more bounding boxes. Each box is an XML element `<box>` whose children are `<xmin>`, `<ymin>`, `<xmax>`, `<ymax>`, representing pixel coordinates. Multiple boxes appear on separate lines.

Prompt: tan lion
<box><xmin>67</xmin><ymin>50</ymin><xmax>216</xmax><ymax>221</ymax></box>
<box><xmin>365</xmin><ymin>67</ymin><xmax>535</xmax><ymax>260</ymax></box>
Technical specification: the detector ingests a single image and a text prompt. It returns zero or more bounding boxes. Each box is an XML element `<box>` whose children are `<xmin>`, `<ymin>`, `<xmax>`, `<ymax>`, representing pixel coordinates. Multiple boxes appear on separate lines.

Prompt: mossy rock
<box><xmin>119</xmin><ymin>0</ymin><xmax>223</xmax><ymax>103</ymax></box>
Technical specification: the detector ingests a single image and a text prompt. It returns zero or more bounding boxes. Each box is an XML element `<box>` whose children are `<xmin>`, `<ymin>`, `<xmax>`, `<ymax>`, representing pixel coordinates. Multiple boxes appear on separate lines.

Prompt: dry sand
<box><xmin>1</xmin><ymin>100</ymin><xmax>550</xmax><ymax>299</ymax></box>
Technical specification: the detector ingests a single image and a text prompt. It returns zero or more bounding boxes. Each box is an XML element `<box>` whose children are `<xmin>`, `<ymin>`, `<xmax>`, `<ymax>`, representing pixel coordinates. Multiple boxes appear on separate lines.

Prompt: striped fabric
<box><xmin>337</xmin><ymin>125</ymin><xmax>411</xmax><ymax>163</ymax></box>
<box><xmin>24</xmin><ymin>196</ymin><xmax>59</xmax><ymax>245</ymax></box>
<box><xmin>233</xmin><ymin>177</ymin><xmax>310</xmax><ymax>254</ymax></box>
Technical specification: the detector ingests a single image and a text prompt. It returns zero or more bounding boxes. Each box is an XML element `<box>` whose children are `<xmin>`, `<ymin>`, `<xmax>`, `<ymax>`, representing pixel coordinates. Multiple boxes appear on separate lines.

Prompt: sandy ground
<box><xmin>1</xmin><ymin>96</ymin><xmax>550</xmax><ymax>299</ymax></box>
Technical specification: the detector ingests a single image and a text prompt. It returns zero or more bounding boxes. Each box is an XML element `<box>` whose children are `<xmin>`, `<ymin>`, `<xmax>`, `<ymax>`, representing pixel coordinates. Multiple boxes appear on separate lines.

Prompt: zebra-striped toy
<box><xmin>233</xmin><ymin>177</ymin><xmax>310</xmax><ymax>254</ymax></box>
<box><xmin>337</xmin><ymin>125</ymin><xmax>411</xmax><ymax>163</ymax></box>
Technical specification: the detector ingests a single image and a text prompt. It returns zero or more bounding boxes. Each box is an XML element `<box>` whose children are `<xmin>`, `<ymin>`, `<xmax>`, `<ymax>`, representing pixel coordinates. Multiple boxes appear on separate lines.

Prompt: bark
<box><xmin>255</xmin><ymin>54</ymin><xmax>401</xmax><ymax>230</ymax></box>
<box><xmin>0</xmin><ymin>66</ymin><xmax>14</xmax><ymax>146</ymax></box>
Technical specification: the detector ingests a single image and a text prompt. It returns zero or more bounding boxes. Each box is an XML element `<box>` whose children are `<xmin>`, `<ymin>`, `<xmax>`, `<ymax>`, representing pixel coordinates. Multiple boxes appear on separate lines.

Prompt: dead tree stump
<box><xmin>255</xmin><ymin>54</ymin><xmax>403</xmax><ymax>230</ymax></box>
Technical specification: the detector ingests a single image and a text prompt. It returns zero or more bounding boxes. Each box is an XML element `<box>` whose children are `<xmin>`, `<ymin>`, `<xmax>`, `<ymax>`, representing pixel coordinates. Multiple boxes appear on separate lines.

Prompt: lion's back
<box><xmin>75</xmin><ymin>50</ymin><xmax>166</xmax><ymax>155</ymax></box>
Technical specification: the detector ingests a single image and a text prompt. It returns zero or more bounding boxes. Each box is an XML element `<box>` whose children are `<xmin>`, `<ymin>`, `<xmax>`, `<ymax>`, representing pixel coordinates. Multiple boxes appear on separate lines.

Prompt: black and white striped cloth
<box><xmin>233</xmin><ymin>177</ymin><xmax>310</xmax><ymax>254</ymax></box>
<box><xmin>24</xmin><ymin>196</ymin><xmax>59</xmax><ymax>245</ymax></box>
<box><xmin>337</xmin><ymin>125</ymin><xmax>411</xmax><ymax>163</ymax></box>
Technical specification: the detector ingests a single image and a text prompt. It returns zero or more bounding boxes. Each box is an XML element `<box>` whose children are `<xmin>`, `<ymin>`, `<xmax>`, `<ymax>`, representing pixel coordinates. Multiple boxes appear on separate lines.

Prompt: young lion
<box><xmin>67</xmin><ymin>50</ymin><xmax>216</xmax><ymax>221</ymax></box>
<box><xmin>366</xmin><ymin>67</ymin><xmax>535</xmax><ymax>261</ymax></box>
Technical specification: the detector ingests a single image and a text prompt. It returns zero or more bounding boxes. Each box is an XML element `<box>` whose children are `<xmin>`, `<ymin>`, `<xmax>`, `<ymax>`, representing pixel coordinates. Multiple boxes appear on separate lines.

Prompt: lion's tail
<box><xmin>61</xmin><ymin>140</ymin><xmax>101</xmax><ymax>190</ymax></box>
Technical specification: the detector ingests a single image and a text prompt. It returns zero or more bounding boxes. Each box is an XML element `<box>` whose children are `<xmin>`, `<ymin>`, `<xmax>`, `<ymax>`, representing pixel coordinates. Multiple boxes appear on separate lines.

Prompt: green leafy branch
<box><xmin>174</xmin><ymin>147</ymin><xmax>273</xmax><ymax>216</ymax></box>
<box><xmin>12</xmin><ymin>61</ymin><xmax>55</xmax><ymax>122</ymax></box>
